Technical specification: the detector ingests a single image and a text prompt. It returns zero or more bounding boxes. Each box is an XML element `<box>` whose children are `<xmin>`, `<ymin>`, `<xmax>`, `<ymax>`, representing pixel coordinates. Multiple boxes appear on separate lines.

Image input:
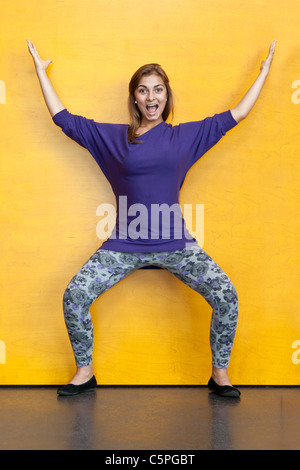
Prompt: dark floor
<box><xmin>0</xmin><ymin>386</ymin><xmax>299</xmax><ymax>450</ymax></box>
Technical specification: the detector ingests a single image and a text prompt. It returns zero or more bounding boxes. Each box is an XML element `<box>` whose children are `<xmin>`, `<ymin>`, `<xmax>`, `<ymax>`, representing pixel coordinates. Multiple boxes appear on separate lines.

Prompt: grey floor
<box><xmin>0</xmin><ymin>386</ymin><xmax>299</xmax><ymax>450</ymax></box>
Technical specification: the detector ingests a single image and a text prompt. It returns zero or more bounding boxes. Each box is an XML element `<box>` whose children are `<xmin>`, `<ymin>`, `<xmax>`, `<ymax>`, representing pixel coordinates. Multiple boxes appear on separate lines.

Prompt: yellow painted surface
<box><xmin>1</xmin><ymin>0</ymin><xmax>300</xmax><ymax>385</ymax></box>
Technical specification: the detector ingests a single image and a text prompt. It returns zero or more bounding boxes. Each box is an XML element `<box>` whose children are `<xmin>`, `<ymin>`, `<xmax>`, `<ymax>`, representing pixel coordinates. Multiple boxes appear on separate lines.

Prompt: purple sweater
<box><xmin>53</xmin><ymin>109</ymin><xmax>237</xmax><ymax>252</ymax></box>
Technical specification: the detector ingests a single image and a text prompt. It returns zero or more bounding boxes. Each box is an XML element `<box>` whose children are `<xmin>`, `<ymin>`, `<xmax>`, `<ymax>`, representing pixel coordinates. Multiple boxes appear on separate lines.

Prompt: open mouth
<box><xmin>146</xmin><ymin>104</ymin><xmax>159</xmax><ymax>114</ymax></box>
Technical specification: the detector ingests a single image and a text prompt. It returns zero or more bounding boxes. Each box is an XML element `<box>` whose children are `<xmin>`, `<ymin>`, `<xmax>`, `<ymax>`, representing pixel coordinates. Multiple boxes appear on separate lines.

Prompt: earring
<box><xmin>135</xmin><ymin>100</ymin><xmax>137</xmax><ymax>104</ymax></box>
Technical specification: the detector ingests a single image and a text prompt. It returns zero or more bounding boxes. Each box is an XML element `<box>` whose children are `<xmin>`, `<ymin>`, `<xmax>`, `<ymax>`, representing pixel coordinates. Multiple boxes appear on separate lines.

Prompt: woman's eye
<box><xmin>156</xmin><ymin>88</ymin><xmax>163</xmax><ymax>93</ymax></box>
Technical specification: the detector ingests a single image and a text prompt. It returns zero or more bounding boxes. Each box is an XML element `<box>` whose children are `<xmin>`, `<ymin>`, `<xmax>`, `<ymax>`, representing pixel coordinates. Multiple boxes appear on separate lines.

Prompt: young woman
<box><xmin>27</xmin><ymin>39</ymin><xmax>276</xmax><ymax>397</ymax></box>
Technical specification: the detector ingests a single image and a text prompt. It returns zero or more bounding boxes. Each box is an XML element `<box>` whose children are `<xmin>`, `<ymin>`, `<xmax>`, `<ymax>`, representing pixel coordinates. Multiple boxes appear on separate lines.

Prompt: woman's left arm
<box><xmin>231</xmin><ymin>40</ymin><xmax>276</xmax><ymax>123</ymax></box>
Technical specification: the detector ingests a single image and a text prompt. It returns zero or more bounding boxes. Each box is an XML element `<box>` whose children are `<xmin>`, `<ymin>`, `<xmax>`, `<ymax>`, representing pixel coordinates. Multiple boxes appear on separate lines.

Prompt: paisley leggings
<box><xmin>62</xmin><ymin>245</ymin><xmax>238</xmax><ymax>369</ymax></box>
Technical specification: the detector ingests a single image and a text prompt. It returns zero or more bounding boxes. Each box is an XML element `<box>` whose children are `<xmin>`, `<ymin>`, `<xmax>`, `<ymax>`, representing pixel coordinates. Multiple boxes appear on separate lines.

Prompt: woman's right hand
<box><xmin>26</xmin><ymin>39</ymin><xmax>65</xmax><ymax>117</ymax></box>
<box><xmin>260</xmin><ymin>39</ymin><xmax>277</xmax><ymax>75</ymax></box>
<box><xmin>27</xmin><ymin>40</ymin><xmax>52</xmax><ymax>73</ymax></box>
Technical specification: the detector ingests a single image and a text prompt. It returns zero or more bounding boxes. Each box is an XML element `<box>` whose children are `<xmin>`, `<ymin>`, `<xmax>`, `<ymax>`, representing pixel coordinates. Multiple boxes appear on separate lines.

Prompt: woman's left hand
<box><xmin>260</xmin><ymin>39</ymin><xmax>277</xmax><ymax>74</ymax></box>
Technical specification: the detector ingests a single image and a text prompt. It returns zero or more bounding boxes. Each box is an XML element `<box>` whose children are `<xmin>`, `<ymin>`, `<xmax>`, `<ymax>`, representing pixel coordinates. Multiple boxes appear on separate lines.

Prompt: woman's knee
<box><xmin>216</xmin><ymin>278</ymin><xmax>239</xmax><ymax>324</ymax></box>
<box><xmin>223</xmin><ymin>279</ymin><xmax>238</xmax><ymax>305</ymax></box>
<box><xmin>63</xmin><ymin>283</ymin><xmax>86</xmax><ymax>306</ymax></box>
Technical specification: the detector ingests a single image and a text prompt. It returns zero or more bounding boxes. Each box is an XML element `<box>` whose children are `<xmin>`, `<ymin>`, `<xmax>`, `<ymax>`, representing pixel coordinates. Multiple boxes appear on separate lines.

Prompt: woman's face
<box><xmin>134</xmin><ymin>73</ymin><xmax>168</xmax><ymax>127</ymax></box>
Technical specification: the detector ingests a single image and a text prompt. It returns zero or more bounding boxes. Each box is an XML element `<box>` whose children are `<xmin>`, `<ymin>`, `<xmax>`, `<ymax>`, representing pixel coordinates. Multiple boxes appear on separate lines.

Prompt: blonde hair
<box><xmin>127</xmin><ymin>64</ymin><xmax>174</xmax><ymax>144</ymax></box>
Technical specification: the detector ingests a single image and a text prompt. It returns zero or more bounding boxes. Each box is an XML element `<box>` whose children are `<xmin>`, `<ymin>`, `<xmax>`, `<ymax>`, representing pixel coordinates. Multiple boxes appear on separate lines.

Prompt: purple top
<box><xmin>53</xmin><ymin>109</ymin><xmax>237</xmax><ymax>252</ymax></box>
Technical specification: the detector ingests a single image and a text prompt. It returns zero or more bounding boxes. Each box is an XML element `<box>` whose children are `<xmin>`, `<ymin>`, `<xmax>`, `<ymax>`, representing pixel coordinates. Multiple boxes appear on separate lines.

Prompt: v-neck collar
<box><xmin>135</xmin><ymin>120</ymin><xmax>166</xmax><ymax>139</ymax></box>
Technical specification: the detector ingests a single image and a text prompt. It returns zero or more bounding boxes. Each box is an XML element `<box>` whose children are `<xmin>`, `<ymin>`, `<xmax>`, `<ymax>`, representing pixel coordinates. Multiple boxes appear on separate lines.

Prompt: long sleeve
<box><xmin>52</xmin><ymin>109</ymin><xmax>126</xmax><ymax>180</ymax></box>
<box><xmin>178</xmin><ymin>110</ymin><xmax>238</xmax><ymax>171</ymax></box>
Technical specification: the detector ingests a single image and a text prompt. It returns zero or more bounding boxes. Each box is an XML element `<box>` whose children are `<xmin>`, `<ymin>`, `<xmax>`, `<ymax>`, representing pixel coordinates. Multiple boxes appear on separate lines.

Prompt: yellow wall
<box><xmin>1</xmin><ymin>0</ymin><xmax>300</xmax><ymax>385</ymax></box>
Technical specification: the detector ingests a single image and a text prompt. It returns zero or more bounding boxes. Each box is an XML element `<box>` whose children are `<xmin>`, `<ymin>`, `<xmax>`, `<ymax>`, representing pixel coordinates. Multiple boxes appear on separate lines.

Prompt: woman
<box><xmin>27</xmin><ymin>39</ymin><xmax>276</xmax><ymax>397</ymax></box>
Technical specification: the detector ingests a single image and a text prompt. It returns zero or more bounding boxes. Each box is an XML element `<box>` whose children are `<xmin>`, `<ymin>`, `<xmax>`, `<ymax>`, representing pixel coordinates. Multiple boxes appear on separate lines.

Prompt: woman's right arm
<box><xmin>230</xmin><ymin>40</ymin><xmax>276</xmax><ymax>123</ymax></box>
<box><xmin>27</xmin><ymin>40</ymin><xmax>65</xmax><ymax>117</ymax></box>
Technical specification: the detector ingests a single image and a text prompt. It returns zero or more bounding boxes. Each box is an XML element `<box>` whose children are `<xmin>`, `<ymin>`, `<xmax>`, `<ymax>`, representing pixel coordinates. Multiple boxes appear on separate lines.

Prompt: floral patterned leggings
<box><xmin>62</xmin><ymin>245</ymin><xmax>238</xmax><ymax>369</ymax></box>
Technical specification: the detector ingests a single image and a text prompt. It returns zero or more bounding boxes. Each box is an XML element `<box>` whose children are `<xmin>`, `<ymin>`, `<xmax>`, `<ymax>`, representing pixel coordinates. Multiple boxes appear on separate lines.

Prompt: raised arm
<box><xmin>230</xmin><ymin>40</ymin><xmax>276</xmax><ymax>123</ymax></box>
<box><xmin>27</xmin><ymin>40</ymin><xmax>65</xmax><ymax>117</ymax></box>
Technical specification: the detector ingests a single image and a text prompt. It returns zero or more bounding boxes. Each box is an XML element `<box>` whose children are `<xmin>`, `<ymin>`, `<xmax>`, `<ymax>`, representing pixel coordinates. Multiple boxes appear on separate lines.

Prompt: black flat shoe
<box><xmin>57</xmin><ymin>375</ymin><xmax>97</xmax><ymax>396</ymax></box>
<box><xmin>208</xmin><ymin>376</ymin><xmax>241</xmax><ymax>398</ymax></box>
